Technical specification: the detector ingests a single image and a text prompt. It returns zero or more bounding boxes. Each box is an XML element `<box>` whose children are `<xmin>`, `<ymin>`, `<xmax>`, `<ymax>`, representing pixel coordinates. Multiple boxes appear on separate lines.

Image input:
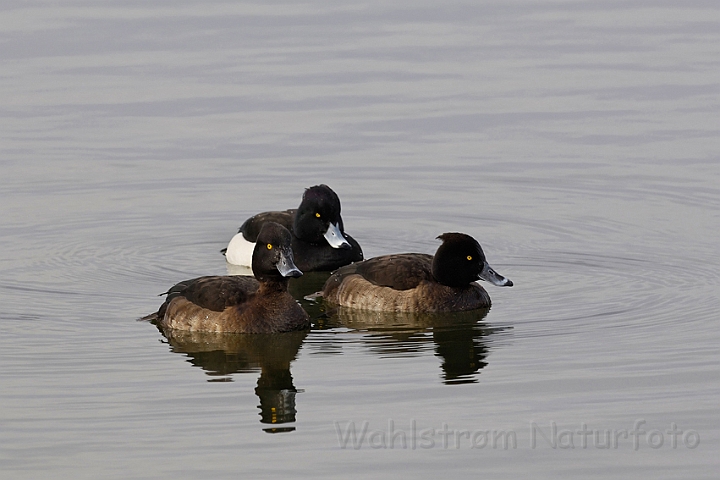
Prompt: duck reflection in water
<box><xmin>156</xmin><ymin>326</ymin><xmax>307</xmax><ymax>432</ymax></box>
<box><xmin>320</xmin><ymin>307</ymin><xmax>506</xmax><ymax>385</ymax></box>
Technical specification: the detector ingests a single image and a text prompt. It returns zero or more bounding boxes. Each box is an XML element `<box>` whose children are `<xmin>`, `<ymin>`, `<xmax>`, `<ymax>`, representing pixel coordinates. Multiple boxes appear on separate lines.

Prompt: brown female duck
<box><xmin>144</xmin><ymin>222</ymin><xmax>309</xmax><ymax>333</ymax></box>
<box><xmin>321</xmin><ymin>232</ymin><xmax>512</xmax><ymax>312</ymax></box>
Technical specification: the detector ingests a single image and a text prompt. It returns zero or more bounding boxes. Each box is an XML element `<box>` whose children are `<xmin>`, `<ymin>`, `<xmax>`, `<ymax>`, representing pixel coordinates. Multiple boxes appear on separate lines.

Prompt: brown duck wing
<box><xmin>239</xmin><ymin>210</ymin><xmax>296</xmax><ymax>242</ymax></box>
<box><xmin>355</xmin><ymin>253</ymin><xmax>434</xmax><ymax>290</ymax></box>
<box><xmin>167</xmin><ymin>275</ymin><xmax>259</xmax><ymax>312</ymax></box>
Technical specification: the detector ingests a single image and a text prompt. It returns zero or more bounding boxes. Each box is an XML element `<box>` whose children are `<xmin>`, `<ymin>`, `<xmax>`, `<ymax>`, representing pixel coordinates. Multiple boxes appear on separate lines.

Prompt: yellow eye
<box><xmin>315</xmin><ymin>212</ymin><xmax>321</xmax><ymax>218</ymax></box>
<box><xmin>267</xmin><ymin>244</ymin><xmax>273</xmax><ymax>250</ymax></box>
<box><xmin>467</xmin><ymin>255</ymin><xmax>473</xmax><ymax>261</ymax></box>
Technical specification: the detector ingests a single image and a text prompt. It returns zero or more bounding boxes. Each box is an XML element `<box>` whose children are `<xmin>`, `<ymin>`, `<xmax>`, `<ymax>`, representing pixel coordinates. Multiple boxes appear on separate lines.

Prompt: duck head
<box><xmin>432</xmin><ymin>232</ymin><xmax>513</xmax><ymax>288</ymax></box>
<box><xmin>253</xmin><ymin>222</ymin><xmax>303</xmax><ymax>281</ymax></box>
<box><xmin>293</xmin><ymin>184</ymin><xmax>352</xmax><ymax>249</ymax></box>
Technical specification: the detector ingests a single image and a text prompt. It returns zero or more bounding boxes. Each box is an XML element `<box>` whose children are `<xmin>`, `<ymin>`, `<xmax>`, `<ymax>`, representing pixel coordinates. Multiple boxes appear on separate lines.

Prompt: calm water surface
<box><xmin>1</xmin><ymin>1</ymin><xmax>718</xmax><ymax>479</ymax></box>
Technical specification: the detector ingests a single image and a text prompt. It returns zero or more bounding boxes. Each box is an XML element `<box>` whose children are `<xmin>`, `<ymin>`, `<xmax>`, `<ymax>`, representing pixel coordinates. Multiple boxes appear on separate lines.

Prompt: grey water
<box><xmin>1</xmin><ymin>1</ymin><xmax>719</xmax><ymax>478</ymax></box>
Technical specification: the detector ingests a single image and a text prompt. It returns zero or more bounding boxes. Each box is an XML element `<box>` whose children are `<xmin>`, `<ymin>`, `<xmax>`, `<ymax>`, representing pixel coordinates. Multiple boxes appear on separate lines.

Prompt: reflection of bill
<box><xmin>156</xmin><ymin>327</ymin><xmax>307</xmax><ymax>432</ymax></box>
<box><xmin>322</xmin><ymin>307</ymin><xmax>509</xmax><ymax>385</ymax></box>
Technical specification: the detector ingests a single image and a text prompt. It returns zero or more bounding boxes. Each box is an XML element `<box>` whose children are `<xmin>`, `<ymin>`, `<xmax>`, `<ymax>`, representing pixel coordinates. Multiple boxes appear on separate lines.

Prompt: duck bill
<box><xmin>277</xmin><ymin>249</ymin><xmax>303</xmax><ymax>278</ymax></box>
<box><xmin>324</xmin><ymin>222</ymin><xmax>351</xmax><ymax>249</ymax></box>
<box><xmin>479</xmin><ymin>262</ymin><xmax>513</xmax><ymax>287</ymax></box>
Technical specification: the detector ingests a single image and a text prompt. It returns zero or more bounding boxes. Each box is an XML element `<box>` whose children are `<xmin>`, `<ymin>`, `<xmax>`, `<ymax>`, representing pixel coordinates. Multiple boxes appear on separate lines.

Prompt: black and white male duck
<box><xmin>144</xmin><ymin>222</ymin><xmax>310</xmax><ymax>333</ymax></box>
<box><xmin>223</xmin><ymin>184</ymin><xmax>363</xmax><ymax>272</ymax></box>
<box><xmin>320</xmin><ymin>232</ymin><xmax>513</xmax><ymax>312</ymax></box>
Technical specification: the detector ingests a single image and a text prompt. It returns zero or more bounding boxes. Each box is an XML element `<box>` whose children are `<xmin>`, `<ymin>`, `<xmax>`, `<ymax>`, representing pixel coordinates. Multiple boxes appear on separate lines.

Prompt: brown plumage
<box><xmin>142</xmin><ymin>222</ymin><xmax>310</xmax><ymax>333</ymax></box>
<box><xmin>321</xmin><ymin>233</ymin><xmax>512</xmax><ymax>312</ymax></box>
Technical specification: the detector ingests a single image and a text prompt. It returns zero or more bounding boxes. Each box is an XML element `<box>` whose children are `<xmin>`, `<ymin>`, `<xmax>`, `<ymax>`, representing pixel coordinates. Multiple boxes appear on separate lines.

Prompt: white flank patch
<box><xmin>224</xmin><ymin>233</ymin><xmax>255</xmax><ymax>266</ymax></box>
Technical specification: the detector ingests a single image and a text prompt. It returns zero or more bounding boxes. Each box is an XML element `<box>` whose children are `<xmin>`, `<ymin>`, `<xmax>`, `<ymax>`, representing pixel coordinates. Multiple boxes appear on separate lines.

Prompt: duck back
<box><xmin>239</xmin><ymin>210</ymin><xmax>296</xmax><ymax>242</ymax></box>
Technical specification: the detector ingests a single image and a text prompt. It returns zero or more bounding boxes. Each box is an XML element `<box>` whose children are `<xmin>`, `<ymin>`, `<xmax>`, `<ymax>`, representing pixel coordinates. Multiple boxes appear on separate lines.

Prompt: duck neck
<box><xmin>257</xmin><ymin>276</ymin><xmax>290</xmax><ymax>294</ymax></box>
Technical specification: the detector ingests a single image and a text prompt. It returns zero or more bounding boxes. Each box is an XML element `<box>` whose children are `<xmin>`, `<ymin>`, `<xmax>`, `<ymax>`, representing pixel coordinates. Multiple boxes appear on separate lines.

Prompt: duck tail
<box><xmin>138</xmin><ymin>312</ymin><xmax>158</xmax><ymax>322</ymax></box>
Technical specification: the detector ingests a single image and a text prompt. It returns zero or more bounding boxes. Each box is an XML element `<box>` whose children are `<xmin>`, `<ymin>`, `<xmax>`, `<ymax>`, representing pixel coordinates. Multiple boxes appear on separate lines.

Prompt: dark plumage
<box><xmin>321</xmin><ymin>232</ymin><xmax>513</xmax><ymax>312</ymax></box>
<box><xmin>223</xmin><ymin>184</ymin><xmax>363</xmax><ymax>271</ymax></box>
<box><xmin>143</xmin><ymin>222</ymin><xmax>310</xmax><ymax>333</ymax></box>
